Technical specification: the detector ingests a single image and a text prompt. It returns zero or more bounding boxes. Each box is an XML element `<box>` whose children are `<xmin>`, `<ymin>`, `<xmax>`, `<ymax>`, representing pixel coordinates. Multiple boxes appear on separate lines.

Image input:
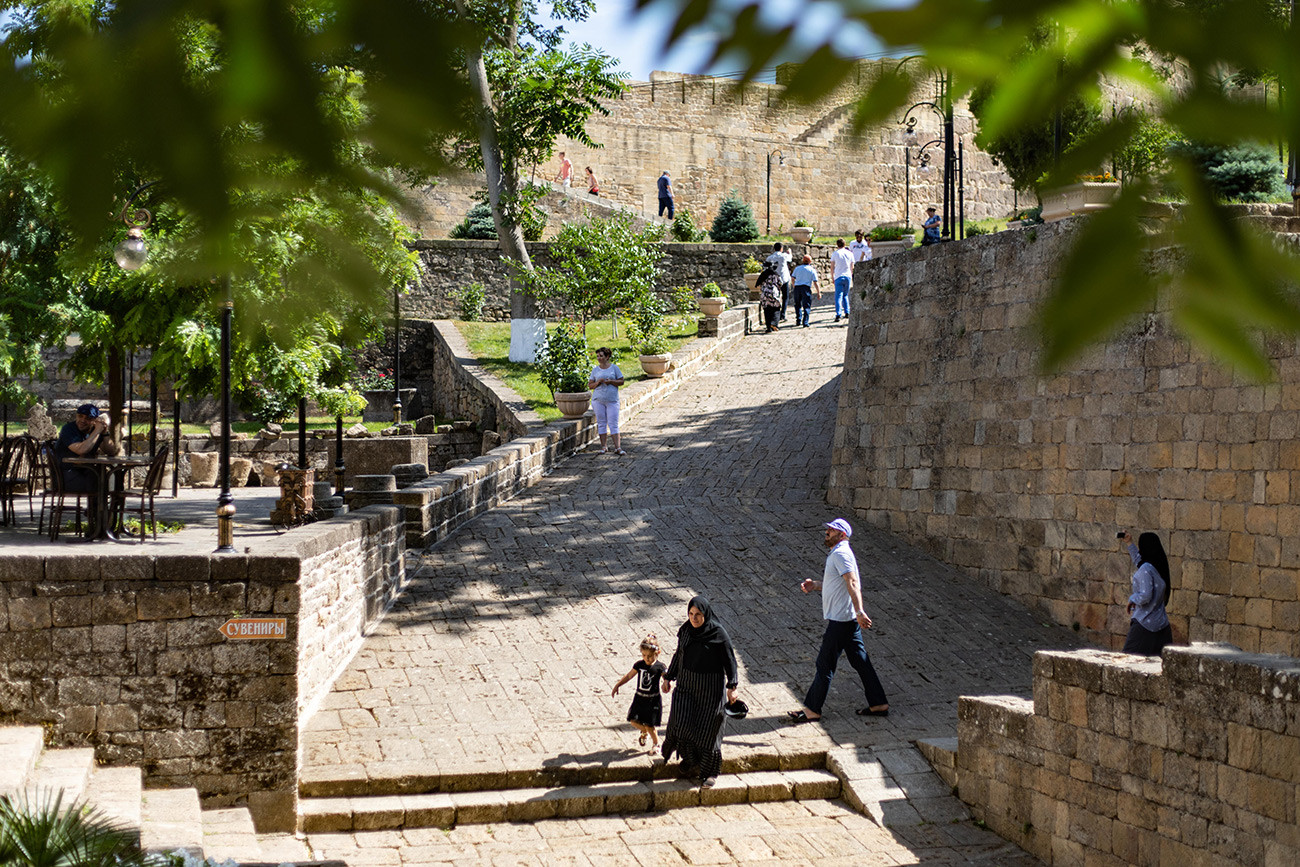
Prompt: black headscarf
<box><xmin>667</xmin><ymin>595</ymin><xmax>739</xmax><ymax>688</ymax></box>
<box><xmin>1137</xmin><ymin>532</ymin><xmax>1172</xmax><ymax>606</ymax></box>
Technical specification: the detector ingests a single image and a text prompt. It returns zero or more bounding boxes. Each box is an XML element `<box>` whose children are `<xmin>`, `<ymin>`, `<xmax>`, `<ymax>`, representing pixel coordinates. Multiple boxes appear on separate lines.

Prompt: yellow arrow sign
<box><xmin>219</xmin><ymin>617</ymin><xmax>287</xmax><ymax>640</ymax></box>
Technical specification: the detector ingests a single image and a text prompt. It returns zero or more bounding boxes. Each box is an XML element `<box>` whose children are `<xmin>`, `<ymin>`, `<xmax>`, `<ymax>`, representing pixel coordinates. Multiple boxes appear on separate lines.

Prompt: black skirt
<box><xmin>627</xmin><ymin>693</ymin><xmax>662</xmax><ymax>727</ymax></box>
<box><xmin>660</xmin><ymin>668</ymin><xmax>726</xmax><ymax>780</ymax></box>
<box><xmin>1122</xmin><ymin>620</ymin><xmax>1172</xmax><ymax>656</ymax></box>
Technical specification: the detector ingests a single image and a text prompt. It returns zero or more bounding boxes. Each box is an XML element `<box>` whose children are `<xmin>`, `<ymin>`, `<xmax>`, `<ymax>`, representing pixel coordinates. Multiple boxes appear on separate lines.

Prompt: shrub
<box><xmin>1113</xmin><ymin>108</ymin><xmax>1180</xmax><ymax>183</ymax></box>
<box><xmin>965</xmin><ymin>223</ymin><xmax>990</xmax><ymax>236</ymax></box>
<box><xmin>709</xmin><ymin>191</ymin><xmax>760</xmax><ymax>242</ymax></box>
<box><xmin>670</xmin><ymin>284</ymin><xmax>696</xmax><ymax>314</ymax></box>
<box><xmin>671</xmin><ymin>206</ymin><xmax>708</xmax><ymax>241</ymax></box>
<box><xmin>449</xmin><ymin>201</ymin><xmax>497</xmax><ymax>240</ymax></box>
<box><xmin>742</xmin><ymin>256</ymin><xmax>763</xmax><ymax>274</ymax></box>
<box><xmin>623</xmin><ymin>294</ymin><xmax>667</xmax><ymax>352</ymax></box>
<box><xmin>869</xmin><ymin>225</ymin><xmax>915</xmax><ymax>242</ymax></box>
<box><xmin>535</xmin><ymin>320</ymin><xmax>592</xmax><ymax>397</ymax></box>
<box><xmin>1166</xmin><ymin>140</ymin><xmax>1283</xmax><ymax>202</ymax></box>
<box><xmin>793</xmin><ymin>218</ymin><xmax>811</xmax><ymax>228</ymax></box>
<box><xmin>700</xmin><ymin>281</ymin><xmax>723</xmax><ymax>298</ymax></box>
<box><xmin>455</xmin><ymin>282</ymin><xmax>486</xmax><ymax>321</ymax></box>
<box><xmin>0</xmin><ymin>791</ymin><xmax>163</xmax><ymax>867</ymax></box>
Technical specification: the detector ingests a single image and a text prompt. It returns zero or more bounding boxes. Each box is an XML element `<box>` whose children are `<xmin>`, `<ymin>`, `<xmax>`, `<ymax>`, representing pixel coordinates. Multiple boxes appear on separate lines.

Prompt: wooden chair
<box><xmin>40</xmin><ymin>441</ymin><xmax>88</xmax><ymax>541</ymax></box>
<box><xmin>0</xmin><ymin>437</ymin><xmax>17</xmax><ymax>525</ymax></box>
<box><xmin>112</xmin><ymin>445</ymin><xmax>169</xmax><ymax>542</ymax></box>
<box><xmin>0</xmin><ymin>435</ymin><xmax>41</xmax><ymax>524</ymax></box>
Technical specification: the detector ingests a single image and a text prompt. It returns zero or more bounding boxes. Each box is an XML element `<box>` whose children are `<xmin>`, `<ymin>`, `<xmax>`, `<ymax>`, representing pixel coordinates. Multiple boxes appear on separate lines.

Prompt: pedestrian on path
<box><xmin>612</xmin><ymin>634</ymin><xmax>666</xmax><ymax>752</ymax></box>
<box><xmin>757</xmin><ymin>263</ymin><xmax>783</xmax><ymax>332</ymax></box>
<box><xmin>787</xmin><ymin>519</ymin><xmax>889</xmax><ymax>723</ymax></box>
<box><xmin>556</xmin><ymin>152</ymin><xmax>573</xmax><ymax>188</ymax></box>
<box><xmin>831</xmin><ymin>238</ymin><xmax>854</xmax><ymax>322</ymax></box>
<box><xmin>657</xmin><ymin>171</ymin><xmax>674</xmax><ymax>219</ymax></box>
<box><xmin>1117</xmin><ymin>531</ymin><xmax>1173</xmax><ymax>656</ymax></box>
<box><xmin>791</xmin><ymin>255</ymin><xmax>820</xmax><ymax>327</ymax></box>
<box><xmin>586</xmin><ymin>166</ymin><xmax>600</xmax><ymax>196</ymax></box>
<box><xmin>849</xmin><ymin>229</ymin><xmax>872</xmax><ymax>263</ymax></box>
<box><xmin>765</xmin><ymin>241</ymin><xmax>793</xmax><ymax>322</ymax></box>
<box><xmin>661</xmin><ymin>595</ymin><xmax>739</xmax><ymax>789</ymax></box>
<box><xmin>588</xmin><ymin>347</ymin><xmax>625</xmax><ymax>455</ymax></box>
<box><xmin>922</xmin><ymin>206</ymin><xmax>942</xmax><ymax>245</ymax></box>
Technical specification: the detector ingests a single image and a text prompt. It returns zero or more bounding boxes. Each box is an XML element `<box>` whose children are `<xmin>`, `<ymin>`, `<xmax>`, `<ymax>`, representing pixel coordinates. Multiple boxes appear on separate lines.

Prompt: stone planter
<box><xmin>1040</xmin><ymin>181</ymin><xmax>1120</xmax><ymax>223</ymax></box>
<box><xmin>791</xmin><ymin>227</ymin><xmax>814</xmax><ymax>243</ymax></box>
<box><xmin>871</xmin><ymin>237</ymin><xmax>916</xmax><ymax>257</ymax></box>
<box><xmin>362</xmin><ymin>387</ymin><xmax>416</xmax><ymax>422</ymax></box>
<box><xmin>744</xmin><ymin>272</ymin><xmax>761</xmax><ymax>301</ymax></box>
<box><xmin>638</xmin><ymin>353</ymin><xmax>672</xmax><ymax>378</ymax></box>
<box><xmin>555</xmin><ymin>391</ymin><xmax>592</xmax><ymax>419</ymax></box>
<box><xmin>699</xmin><ymin>296</ymin><xmax>727</xmax><ymax>317</ymax></box>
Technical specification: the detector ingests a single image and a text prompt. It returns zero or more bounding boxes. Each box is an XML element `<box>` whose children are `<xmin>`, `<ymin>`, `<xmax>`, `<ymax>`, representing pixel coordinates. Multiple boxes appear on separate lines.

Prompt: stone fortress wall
<box><xmin>405</xmin><ymin>60</ymin><xmax>1026</xmax><ymax>239</ymax></box>
<box><xmin>828</xmin><ymin>218</ymin><xmax>1300</xmax><ymax>659</ymax></box>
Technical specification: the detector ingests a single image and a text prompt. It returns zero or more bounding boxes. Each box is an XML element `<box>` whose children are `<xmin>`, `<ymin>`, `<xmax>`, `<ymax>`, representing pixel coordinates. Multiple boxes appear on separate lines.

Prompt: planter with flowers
<box><xmin>636</xmin><ymin>331</ymin><xmax>673</xmax><ymax>378</ymax></box>
<box><xmin>537</xmin><ymin>321</ymin><xmax>593</xmax><ymax>418</ymax></box>
<box><xmin>790</xmin><ymin>219</ymin><xmax>814</xmax><ymax>244</ymax></box>
<box><xmin>1040</xmin><ymin>173</ymin><xmax>1120</xmax><ymax>223</ymax></box>
<box><xmin>355</xmin><ymin>368</ymin><xmax>416</xmax><ymax>422</ymax></box>
<box><xmin>698</xmin><ymin>282</ymin><xmax>727</xmax><ymax>318</ymax></box>
<box><xmin>743</xmin><ymin>255</ymin><xmax>764</xmax><ymax>299</ymax></box>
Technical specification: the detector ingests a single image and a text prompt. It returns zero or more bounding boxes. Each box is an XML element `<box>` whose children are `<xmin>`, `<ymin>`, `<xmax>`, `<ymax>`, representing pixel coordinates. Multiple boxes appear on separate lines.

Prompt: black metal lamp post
<box><xmin>334</xmin><ymin>415</ymin><xmax>346</xmax><ymax>495</ymax></box>
<box><xmin>900</xmin><ymin>71</ymin><xmax>958</xmax><ymax>240</ymax></box>
<box><xmin>392</xmin><ymin>284</ymin><xmax>403</xmax><ymax>425</ymax></box>
<box><xmin>215</xmin><ymin>276</ymin><xmax>235</xmax><ymax>553</ymax></box>
<box><xmin>765</xmin><ymin>148</ymin><xmax>785</xmax><ymax>234</ymax></box>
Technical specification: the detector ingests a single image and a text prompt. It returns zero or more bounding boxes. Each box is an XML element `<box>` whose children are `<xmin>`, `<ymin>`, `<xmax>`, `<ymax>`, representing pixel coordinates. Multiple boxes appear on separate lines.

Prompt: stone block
<box><xmin>449</xmin><ymin>790</ymin><xmax>507</xmax><ymax>824</ymax></box>
<box><xmin>8</xmin><ymin>597</ymin><xmax>51</xmax><ymax>630</ymax></box>
<box><xmin>648</xmin><ymin>778</ymin><xmax>699</xmax><ymax>810</ymax></box>
<box><xmin>400</xmin><ymin>793</ymin><xmax>454</xmax><ymax>827</ymax></box>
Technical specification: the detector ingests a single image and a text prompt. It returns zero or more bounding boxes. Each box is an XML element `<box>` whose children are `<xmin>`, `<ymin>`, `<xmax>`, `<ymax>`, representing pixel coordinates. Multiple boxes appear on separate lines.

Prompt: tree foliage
<box><xmin>1166</xmin><ymin>141</ymin><xmax>1282</xmax><ymax>202</ymax></box>
<box><xmin>709</xmin><ymin>192</ymin><xmax>760</xmax><ymax>243</ymax></box>
<box><xmin>517</xmin><ymin>212</ymin><xmax>664</xmax><ymax>334</ymax></box>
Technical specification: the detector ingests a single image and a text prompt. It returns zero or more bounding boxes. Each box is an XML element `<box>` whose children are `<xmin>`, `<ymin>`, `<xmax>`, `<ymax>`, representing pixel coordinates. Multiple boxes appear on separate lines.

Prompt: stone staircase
<box><xmin>297</xmin><ymin>744</ymin><xmax>969</xmax><ymax>835</ymax></box>
<box><xmin>0</xmin><ymin>726</ymin><xmax>318</xmax><ymax>865</ymax></box>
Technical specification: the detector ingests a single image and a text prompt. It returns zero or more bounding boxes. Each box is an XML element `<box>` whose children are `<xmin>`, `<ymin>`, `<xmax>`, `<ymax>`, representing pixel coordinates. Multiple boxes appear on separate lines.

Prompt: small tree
<box><xmin>1112</xmin><ymin>108</ymin><xmax>1180</xmax><ymax>184</ymax></box>
<box><xmin>449</xmin><ymin>201</ymin><xmax>498</xmax><ymax>240</ymax></box>
<box><xmin>709</xmin><ymin>192</ymin><xmax>760</xmax><ymax>242</ymax></box>
<box><xmin>1166</xmin><ymin>140</ymin><xmax>1282</xmax><ymax>202</ymax></box>
<box><xmin>535</xmin><ymin>320</ymin><xmax>591</xmax><ymax>397</ymax></box>
<box><xmin>518</xmin><ymin>212</ymin><xmax>664</xmax><ymax>335</ymax></box>
<box><xmin>670</xmin><ymin>206</ymin><xmax>708</xmax><ymax>241</ymax></box>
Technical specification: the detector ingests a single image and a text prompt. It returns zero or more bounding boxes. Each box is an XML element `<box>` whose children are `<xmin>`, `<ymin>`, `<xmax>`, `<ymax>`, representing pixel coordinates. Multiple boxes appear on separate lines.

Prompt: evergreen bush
<box><xmin>709</xmin><ymin>192</ymin><xmax>760</xmax><ymax>242</ymax></box>
<box><xmin>1166</xmin><ymin>140</ymin><xmax>1282</xmax><ymax>202</ymax></box>
<box><xmin>670</xmin><ymin>206</ymin><xmax>708</xmax><ymax>241</ymax></box>
<box><xmin>449</xmin><ymin>202</ymin><xmax>497</xmax><ymax>239</ymax></box>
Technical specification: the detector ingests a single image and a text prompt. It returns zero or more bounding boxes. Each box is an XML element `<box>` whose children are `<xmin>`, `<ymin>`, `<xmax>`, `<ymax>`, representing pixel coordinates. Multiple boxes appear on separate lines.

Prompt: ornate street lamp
<box><xmin>765</xmin><ymin>148</ymin><xmax>785</xmax><ymax>235</ymax></box>
<box><xmin>899</xmin><ymin>70</ymin><xmax>957</xmax><ymax>241</ymax></box>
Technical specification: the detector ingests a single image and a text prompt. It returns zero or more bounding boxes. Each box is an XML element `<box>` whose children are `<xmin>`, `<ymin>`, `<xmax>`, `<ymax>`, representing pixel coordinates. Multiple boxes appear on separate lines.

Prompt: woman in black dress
<box><xmin>660</xmin><ymin>595</ymin><xmax>739</xmax><ymax>789</ymax></box>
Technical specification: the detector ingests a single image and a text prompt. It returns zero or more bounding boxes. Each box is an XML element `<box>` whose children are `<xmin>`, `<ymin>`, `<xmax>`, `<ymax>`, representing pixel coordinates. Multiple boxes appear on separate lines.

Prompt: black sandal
<box><xmin>856</xmin><ymin>707</ymin><xmax>890</xmax><ymax>717</ymax></box>
<box><xmin>786</xmin><ymin>710</ymin><xmax>818</xmax><ymax>724</ymax></box>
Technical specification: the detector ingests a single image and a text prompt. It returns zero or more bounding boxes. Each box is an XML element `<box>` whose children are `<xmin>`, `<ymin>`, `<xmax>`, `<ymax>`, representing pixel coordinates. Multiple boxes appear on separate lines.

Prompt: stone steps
<box><xmin>299</xmin><ymin>768</ymin><xmax>843</xmax><ymax>832</ymax></box>
<box><xmin>0</xmin><ymin>724</ymin><xmax>311</xmax><ymax>865</ymax></box>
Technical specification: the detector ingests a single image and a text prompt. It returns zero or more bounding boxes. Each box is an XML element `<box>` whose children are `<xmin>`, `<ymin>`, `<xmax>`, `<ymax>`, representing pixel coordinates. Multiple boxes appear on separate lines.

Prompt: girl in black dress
<box><xmin>660</xmin><ymin>596</ymin><xmax>740</xmax><ymax>789</ymax></box>
<box><xmin>612</xmin><ymin>634</ymin><xmax>666</xmax><ymax>751</ymax></box>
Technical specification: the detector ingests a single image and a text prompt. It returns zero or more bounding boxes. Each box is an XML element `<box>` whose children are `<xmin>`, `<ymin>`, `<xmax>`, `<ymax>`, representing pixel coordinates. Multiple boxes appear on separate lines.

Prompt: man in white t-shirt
<box><xmin>830</xmin><ymin>238</ymin><xmax>855</xmax><ymax>323</ymax></box>
<box><xmin>765</xmin><ymin>241</ymin><xmax>793</xmax><ymax>322</ymax></box>
<box><xmin>848</xmin><ymin>229</ymin><xmax>872</xmax><ymax>264</ymax></box>
<box><xmin>556</xmin><ymin>152</ymin><xmax>573</xmax><ymax>188</ymax></box>
<box><xmin>786</xmin><ymin>519</ymin><xmax>889</xmax><ymax>723</ymax></box>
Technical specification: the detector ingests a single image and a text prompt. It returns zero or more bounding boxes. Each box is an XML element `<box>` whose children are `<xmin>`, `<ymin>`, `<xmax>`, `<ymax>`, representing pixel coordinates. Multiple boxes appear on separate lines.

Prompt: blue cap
<box><xmin>76</xmin><ymin>404</ymin><xmax>100</xmax><ymax>418</ymax></box>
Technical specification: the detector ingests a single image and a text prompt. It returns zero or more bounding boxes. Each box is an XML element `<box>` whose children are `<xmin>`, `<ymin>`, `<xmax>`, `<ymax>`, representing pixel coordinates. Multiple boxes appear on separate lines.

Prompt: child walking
<box><xmin>612</xmin><ymin>634</ymin><xmax>667</xmax><ymax>750</ymax></box>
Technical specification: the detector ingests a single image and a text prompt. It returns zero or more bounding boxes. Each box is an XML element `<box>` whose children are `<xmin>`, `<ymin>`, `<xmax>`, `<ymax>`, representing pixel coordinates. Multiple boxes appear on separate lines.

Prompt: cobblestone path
<box><xmin>302</xmin><ymin>301</ymin><xmax>1083</xmax><ymax>864</ymax></box>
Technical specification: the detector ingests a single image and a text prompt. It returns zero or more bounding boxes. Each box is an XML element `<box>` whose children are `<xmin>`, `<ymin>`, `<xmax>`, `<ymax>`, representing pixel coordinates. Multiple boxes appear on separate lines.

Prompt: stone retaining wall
<box><xmin>954</xmin><ymin>644</ymin><xmax>1300</xmax><ymax>865</ymax></box>
<box><xmin>0</xmin><ymin>505</ymin><xmax>405</xmax><ymax>832</ymax></box>
<box><xmin>827</xmin><ymin>220</ymin><xmax>1300</xmax><ymax>657</ymax></box>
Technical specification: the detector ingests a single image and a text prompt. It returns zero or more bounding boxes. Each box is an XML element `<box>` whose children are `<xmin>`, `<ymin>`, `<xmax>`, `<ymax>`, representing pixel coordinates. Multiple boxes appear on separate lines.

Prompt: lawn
<box><xmin>118</xmin><ymin>417</ymin><xmax>398</xmax><ymax>438</ymax></box>
<box><xmin>456</xmin><ymin>316</ymin><xmax>700</xmax><ymax>421</ymax></box>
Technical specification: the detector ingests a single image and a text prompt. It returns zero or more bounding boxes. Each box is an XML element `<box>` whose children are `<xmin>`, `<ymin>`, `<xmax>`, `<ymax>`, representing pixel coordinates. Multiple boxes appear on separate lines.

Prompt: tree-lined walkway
<box><xmin>301</xmin><ymin>298</ymin><xmax>1082</xmax><ymax>863</ymax></box>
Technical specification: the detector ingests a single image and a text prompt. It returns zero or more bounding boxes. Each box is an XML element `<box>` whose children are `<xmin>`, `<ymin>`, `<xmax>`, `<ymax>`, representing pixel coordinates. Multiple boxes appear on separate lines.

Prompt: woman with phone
<box><xmin>1117</xmin><ymin>531</ymin><xmax>1173</xmax><ymax>656</ymax></box>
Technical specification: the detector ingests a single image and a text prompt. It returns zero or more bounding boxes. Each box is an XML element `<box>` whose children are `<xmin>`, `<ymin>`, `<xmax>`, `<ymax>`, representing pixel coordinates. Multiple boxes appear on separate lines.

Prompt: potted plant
<box><xmin>698</xmin><ymin>282</ymin><xmax>727</xmax><ymax>317</ymax></box>
<box><xmin>790</xmin><ymin>219</ymin><xmax>814</xmax><ymax>244</ymax></box>
<box><xmin>742</xmin><ymin>255</ymin><xmax>764</xmax><ymax>297</ymax></box>
<box><xmin>536</xmin><ymin>321</ymin><xmax>592</xmax><ymax>418</ymax></box>
<box><xmin>635</xmin><ymin>330</ymin><xmax>673</xmax><ymax>378</ymax></box>
<box><xmin>868</xmin><ymin>224</ymin><xmax>916</xmax><ymax>256</ymax></box>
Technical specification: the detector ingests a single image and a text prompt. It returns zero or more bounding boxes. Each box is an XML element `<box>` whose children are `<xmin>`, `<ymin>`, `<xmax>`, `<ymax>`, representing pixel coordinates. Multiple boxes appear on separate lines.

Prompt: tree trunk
<box><xmin>458</xmin><ymin>0</ymin><xmax>543</xmax><ymax>362</ymax></box>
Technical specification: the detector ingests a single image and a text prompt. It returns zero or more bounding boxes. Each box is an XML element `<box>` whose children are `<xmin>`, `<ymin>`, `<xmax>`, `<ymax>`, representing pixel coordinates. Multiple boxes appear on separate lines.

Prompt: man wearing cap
<box><xmin>787</xmin><ymin>518</ymin><xmax>889</xmax><ymax>723</ymax></box>
<box><xmin>56</xmin><ymin>404</ymin><xmax>120</xmax><ymax>492</ymax></box>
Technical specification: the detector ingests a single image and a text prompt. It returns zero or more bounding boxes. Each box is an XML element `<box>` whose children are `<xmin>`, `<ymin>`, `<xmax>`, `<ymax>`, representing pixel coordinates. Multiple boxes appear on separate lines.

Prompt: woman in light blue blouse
<box><xmin>1118</xmin><ymin>531</ymin><xmax>1173</xmax><ymax>656</ymax></box>
<box><xmin>588</xmin><ymin>346</ymin><xmax>626</xmax><ymax>455</ymax></box>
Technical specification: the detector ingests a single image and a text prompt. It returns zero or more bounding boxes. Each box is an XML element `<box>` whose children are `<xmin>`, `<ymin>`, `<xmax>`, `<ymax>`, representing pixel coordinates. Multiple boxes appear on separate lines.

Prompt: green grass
<box><xmin>456</xmin><ymin>317</ymin><xmax>699</xmax><ymax>421</ymax></box>
<box><xmin>121</xmin><ymin>417</ymin><xmax>396</xmax><ymax>437</ymax></box>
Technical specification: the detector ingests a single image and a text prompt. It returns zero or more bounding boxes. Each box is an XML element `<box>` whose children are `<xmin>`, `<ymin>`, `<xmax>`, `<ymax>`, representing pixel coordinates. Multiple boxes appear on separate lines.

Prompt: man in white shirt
<box><xmin>830</xmin><ymin>238</ymin><xmax>855</xmax><ymax>323</ymax></box>
<box><xmin>848</xmin><ymin>229</ymin><xmax>872</xmax><ymax>263</ymax></box>
<box><xmin>787</xmin><ymin>519</ymin><xmax>889</xmax><ymax>723</ymax></box>
<box><xmin>765</xmin><ymin>241</ymin><xmax>793</xmax><ymax>322</ymax></box>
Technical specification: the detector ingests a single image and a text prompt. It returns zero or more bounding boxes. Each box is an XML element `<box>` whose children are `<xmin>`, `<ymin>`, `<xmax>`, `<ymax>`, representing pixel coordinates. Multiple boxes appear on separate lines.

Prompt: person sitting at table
<box><xmin>56</xmin><ymin>404</ymin><xmax>120</xmax><ymax>492</ymax></box>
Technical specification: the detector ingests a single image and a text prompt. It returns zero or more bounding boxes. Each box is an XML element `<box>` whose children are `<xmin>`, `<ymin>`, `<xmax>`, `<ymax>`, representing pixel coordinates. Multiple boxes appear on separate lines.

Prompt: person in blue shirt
<box><xmin>790</xmin><ymin>255</ymin><xmax>820</xmax><ymax>327</ymax></box>
<box><xmin>657</xmin><ymin>171</ymin><xmax>674</xmax><ymax>219</ymax></box>
<box><xmin>587</xmin><ymin>347</ymin><xmax>626</xmax><ymax>455</ymax></box>
<box><xmin>922</xmin><ymin>206</ymin><xmax>942</xmax><ymax>245</ymax></box>
<box><xmin>1118</xmin><ymin>531</ymin><xmax>1173</xmax><ymax>655</ymax></box>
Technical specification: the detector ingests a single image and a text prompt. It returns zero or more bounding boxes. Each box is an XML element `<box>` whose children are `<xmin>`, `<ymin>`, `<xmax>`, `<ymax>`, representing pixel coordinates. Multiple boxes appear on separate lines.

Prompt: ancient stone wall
<box><xmin>828</xmin><ymin>220</ymin><xmax>1300</xmax><ymax>657</ymax></box>
<box><xmin>0</xmin><ymin>506</ymin><xmax>404</xmax><ymax>831</ymax></box>
<box><xmin>955</xmin><ymin>644</ymin><xmax>1300</xmax><ymax>865</ymax></box>
<box><xmin>408</xmin><ymin>60</ymin><xmax>1022</xmax><ymax>239</ymax></box>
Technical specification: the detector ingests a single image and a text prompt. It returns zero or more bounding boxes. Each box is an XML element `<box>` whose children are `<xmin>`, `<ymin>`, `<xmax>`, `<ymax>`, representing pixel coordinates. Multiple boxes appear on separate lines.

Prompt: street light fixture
<box><xmin>899</xmin><ymin>70</ymin><xmax>957</xmax><ymax>241</ymax></box>
<box><xmin>765</xmin><ymin>148</ymin><xmax>785</xmax><ymax>235</ymax></box>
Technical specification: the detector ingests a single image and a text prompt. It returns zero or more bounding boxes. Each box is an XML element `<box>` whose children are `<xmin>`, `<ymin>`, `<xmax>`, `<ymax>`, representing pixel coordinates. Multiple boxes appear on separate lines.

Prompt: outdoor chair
<box><xmin>111</xmin><ymin>445</ymin><xmax>169</xmax><ymax>542</ymax></box>
<box><xmin>0</xmin><ymin>436</ymin><xmax>19</xmax><ymax>525</ymax></box>
<box><xmin>40</xmin><ymin>441</ymin><xmax>87</xmax><ymax>541</ymax></box>
<box><xmin>0</xmin><ymin>435</ymin><xmax>42</xmax><ymax>524</ymax></box>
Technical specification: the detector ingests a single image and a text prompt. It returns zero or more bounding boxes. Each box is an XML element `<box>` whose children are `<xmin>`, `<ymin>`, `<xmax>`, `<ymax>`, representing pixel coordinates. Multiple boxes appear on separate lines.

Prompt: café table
<box><xmin>61</xmin><ymin>454</ymin><xmax>153</xmax><ymax>542</ymax></box>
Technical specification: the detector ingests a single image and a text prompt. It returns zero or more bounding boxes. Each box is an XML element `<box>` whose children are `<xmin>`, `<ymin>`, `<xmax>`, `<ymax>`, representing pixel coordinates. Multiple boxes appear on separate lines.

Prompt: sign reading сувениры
<box><xmin>219</xmin><ymin>617</ymin><xmax>288</xmax><ymax>640</ymax></box>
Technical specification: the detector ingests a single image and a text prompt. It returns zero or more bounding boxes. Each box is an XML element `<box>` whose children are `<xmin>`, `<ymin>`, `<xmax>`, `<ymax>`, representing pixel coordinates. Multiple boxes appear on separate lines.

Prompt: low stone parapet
<box><xmin>951</xmin><ymin>643</ymin><xmax>1300</xmax><ymax>865</ymax></box>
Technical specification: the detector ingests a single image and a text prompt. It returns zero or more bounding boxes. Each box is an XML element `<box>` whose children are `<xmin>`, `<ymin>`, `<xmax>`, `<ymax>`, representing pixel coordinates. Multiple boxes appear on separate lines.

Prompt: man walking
<box><xmin>556</xmin><ymin>152</ymin><xmax>573</xmax><ymax>188</ymax></box>
<box><xmin>657</xmin><ymin>170</ymin><xmax>674</xmax><ymax>219</ymax></box>
<box><xmin>786</xmin><ymin>519</ymin><xmax>889</xmax><ymax>723</ymax></box>
<box><xmin>848</xmin><ymin>229</ymin><xmax>872</xmax><ymax>263</ymax></box>
<box><xmin>831</xmin><ymin>238</ymin><xmax>854</xmax><ymax>323</ymax></box>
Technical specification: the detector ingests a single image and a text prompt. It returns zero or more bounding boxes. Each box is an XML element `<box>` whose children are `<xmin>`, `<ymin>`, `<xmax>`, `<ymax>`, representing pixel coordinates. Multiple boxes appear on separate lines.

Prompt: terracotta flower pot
<box><xmin>555</xmin><ymin>391</ymin><xmax>592</xmax><ymax>418</ymax></box>
<box><xmin>639</xmin><ymin>353</ymin><xmax>672</xmax><ymax>378</ymax></box>
<box><xmin>699</xmin><ymin>296</ymin><xmax>727</xmax><ymax>317</ymax></box>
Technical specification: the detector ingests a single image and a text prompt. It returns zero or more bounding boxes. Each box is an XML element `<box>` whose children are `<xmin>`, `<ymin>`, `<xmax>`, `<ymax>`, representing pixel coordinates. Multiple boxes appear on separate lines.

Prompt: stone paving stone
<box><xmin>300</xmin><ymin>307</ymin><xmax>1064</xmax><ymax>863</ymax></box>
